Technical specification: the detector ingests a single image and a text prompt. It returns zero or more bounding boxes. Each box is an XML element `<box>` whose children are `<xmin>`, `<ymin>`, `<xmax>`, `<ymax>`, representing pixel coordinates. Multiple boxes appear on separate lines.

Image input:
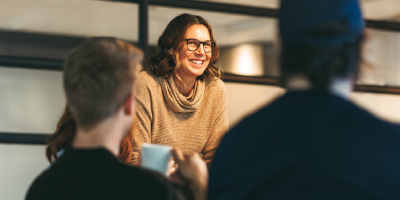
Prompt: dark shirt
<box><xmin>26</xmin><ymin>146</ymin><xmax>184</xmax><ymax>200</ymax></box>
<box><xmin>209</xmin><ymin>91</ymin><xmax>400</xmax><ymax>200</ymax></box>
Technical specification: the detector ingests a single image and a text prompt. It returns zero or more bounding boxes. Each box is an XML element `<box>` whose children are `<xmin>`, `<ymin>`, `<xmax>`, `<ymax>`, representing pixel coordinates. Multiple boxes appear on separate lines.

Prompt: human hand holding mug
<box><xmin>170</xmin><ymin>149</ymin><xmax>208</xmax><ymax>200</ymax></box>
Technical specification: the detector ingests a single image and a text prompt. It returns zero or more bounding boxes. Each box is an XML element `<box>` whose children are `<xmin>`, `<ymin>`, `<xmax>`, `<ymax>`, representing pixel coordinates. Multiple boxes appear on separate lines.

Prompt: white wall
<box><xmin>1</xmin><ymin>67</ymin><xmax>400</xmax><ymax>200</ymax></box>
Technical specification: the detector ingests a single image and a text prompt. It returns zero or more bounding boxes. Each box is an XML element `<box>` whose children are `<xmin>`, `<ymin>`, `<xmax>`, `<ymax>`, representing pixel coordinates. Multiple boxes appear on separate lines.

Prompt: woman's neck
<box><xmin>173</xmin><ymin>73</ymin><xmax>196</xmax><ymax>97</ymax></box>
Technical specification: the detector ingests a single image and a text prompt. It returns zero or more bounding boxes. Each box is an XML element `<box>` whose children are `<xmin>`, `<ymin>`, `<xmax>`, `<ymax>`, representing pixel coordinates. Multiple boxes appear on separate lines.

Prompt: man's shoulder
<box><xmin>25</xmin><ymin>169</ymin><xmax>51</xmax><ymax>200</ymax></box>
<box><xmin>120</xmin><ymin>164</ymin><xmax>169</xmax><ymax>183</ymax></box>
<box><xmin>118</xmin><ymin>165</ymin><xmax>184</xmax><ymax>199</ymax></box>
<box><xmin>117</xmin><ymin>164</ymin><xmax>173</xmax><ymax>187</ymax></box>
<box><xmin>336</xmin><ymin>98</ymin><xmax>400</xmax><ymax>134</ymax></box>
<box><xmin>231</xmin><ymin>93</ymin><xmax>400</xmax><ymax>139</ymax></box>
<box><xmin>27</xmin><ymin>163</ymin><xmax>182</xmax><ymax>200</ymax></box>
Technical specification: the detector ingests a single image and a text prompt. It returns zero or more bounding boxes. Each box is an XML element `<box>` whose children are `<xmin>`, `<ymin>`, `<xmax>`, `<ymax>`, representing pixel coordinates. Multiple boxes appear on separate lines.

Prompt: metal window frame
<box><xmin>2</xmin><ymin>0</ymin><xmax>400</xmax><ymax>145</ymax></box>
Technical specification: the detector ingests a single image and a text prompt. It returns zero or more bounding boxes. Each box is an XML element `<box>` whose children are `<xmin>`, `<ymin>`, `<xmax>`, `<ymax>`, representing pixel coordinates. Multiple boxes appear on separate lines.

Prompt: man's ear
<box><xmin>167</xmin><ymin>48</ymin><xmax>174</xmax><ymax>56</ymax></box>
<box><xmin>123</xmin><ymin>92</ymin><xmax>134</xmax><ymax>116</ymax></box>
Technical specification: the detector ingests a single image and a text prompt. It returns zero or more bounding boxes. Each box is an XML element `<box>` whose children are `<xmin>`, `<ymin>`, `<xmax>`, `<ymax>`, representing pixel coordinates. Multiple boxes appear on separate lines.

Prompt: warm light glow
<box><xmin>231</xmin><ymin>44</ymin><xmax>264</xmax><ymax>76</ymax></box>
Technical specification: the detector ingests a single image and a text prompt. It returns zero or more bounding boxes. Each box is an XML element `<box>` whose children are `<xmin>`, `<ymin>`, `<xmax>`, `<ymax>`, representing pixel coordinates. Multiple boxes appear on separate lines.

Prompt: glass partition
<box><xmin>0</xmin><ymin>0</ymin><xmax>139</xmax><ymax>41</ymax></box>
<box><xmin>174</xmin><ymin>1</ymin><xmax>400</xmax><ymax>87</ymax></box>
<box><xmin>0</xmin><ymin>67</ymin><xmax>65</xmax><ymax>134</ymax></box>
<box><xmin>361</xmin><ymin>0</ymin><xmax>400</xmax><ymax>22</ymax></box>
<box><xmin>0</xmin><ymin>0</ymin><xmax>139</xmax><ymax>59</ymax></box>
<box><xmin>359</xmin><ymin>28</ymin><xmax>400</xmax><ymax>87</ymax></box>
<box><xmin>195</xmin><ymin>0</ymin><xmax>279</xmax><ymax>9</ymax></box>
<box><xmin>197</xmin><ymin>0</ymin><xmax>400</xmax><ymax>23</ymax></box>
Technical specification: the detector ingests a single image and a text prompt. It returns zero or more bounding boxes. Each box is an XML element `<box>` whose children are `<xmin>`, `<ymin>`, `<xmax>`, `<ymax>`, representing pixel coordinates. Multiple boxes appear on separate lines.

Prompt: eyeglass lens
<box><xmin>187</xmin><ymin>39</ymin><xmax>213</xmax><ymax>53</ymax></box>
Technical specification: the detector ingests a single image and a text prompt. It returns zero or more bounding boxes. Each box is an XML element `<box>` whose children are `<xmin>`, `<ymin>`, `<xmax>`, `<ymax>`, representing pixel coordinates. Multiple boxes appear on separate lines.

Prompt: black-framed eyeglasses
<box><xmin>183</xmin><ymin>39</ymin><xmax>215</xmax><ymax>53</ymax></box>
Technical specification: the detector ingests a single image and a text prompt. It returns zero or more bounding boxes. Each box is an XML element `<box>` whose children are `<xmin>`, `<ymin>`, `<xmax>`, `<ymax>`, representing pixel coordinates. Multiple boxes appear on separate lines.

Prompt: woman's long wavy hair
<box><xmin>149</xmin><ymin>13</ymin><xmax>222</xmax><ymax>82</ymax></box>
<box><xmin>46</xmin><ymin>106</ymin><xmax>133</xmax><ymax>164</ymax></box>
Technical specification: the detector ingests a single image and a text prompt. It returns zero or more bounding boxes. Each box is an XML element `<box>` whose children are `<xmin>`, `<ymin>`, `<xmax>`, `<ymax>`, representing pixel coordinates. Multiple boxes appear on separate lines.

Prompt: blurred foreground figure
<box><xmin>26</xmin><ymin>37</ymin><xmax>207</xmax><ymax>200</ymax></box>
<box><xmin>209</xmin><ymin>0</ymin><xmax>400</xmax><ymax>199</ymax></box>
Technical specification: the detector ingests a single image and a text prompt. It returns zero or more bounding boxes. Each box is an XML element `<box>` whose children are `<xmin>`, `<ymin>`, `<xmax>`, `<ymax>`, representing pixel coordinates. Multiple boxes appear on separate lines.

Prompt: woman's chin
<box><xmin>193</xmin><ymin>71</ymin><xmax>206</xmax><ymax>78</ymax></box>
<box><xmin>178</xmin><ymin>66</ymin><xmax>207</xmax><ymax>78</ymax></box>
<box><xmin>182</xmin><ymin>69</ymin><xmax>205</xmax><ymax>78</ymax></box>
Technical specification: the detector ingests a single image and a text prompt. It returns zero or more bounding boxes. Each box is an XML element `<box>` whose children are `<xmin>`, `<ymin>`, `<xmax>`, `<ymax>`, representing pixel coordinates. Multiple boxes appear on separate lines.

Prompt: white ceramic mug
<box><xmin>141</xmin><ymin>143</ymin><xmax>172</xmax><ymax>176</ymax></box>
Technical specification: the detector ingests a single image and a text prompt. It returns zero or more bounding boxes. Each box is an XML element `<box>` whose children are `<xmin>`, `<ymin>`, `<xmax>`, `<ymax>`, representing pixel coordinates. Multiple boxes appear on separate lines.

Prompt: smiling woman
<box><xmin>131</xmin><ymin>13</ymin><xmax>229</xmax><ymax>169</ymax></box>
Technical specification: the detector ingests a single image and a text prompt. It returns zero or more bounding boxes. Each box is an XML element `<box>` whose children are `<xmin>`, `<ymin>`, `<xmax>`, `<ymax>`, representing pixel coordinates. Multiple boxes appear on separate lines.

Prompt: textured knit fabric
<box><xmin>132</xmin><ymin>71</ymin><xmax>229</xmax><ymax>168</ymax></box>
<box><xmin>26</xmin><ymin>146</ymin><xmax>185</xmax><ymax>200</ymax></box>
<box><xmin>159</xmin><ymin>74</ymin><xmax>205</xmax><ymax>113</ymax></box>
<box><xmin>209</xmin><ymin>91</ymin><xmax>400</xmax><ymax>200</ymax></box>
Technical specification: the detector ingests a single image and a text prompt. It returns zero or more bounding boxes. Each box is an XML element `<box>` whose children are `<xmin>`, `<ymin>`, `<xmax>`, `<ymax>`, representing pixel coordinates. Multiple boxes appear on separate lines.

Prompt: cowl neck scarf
<box><xmin>159</xmin><ymin>75</ymin><xmax>205</xmax><ymax>113</ymax></box>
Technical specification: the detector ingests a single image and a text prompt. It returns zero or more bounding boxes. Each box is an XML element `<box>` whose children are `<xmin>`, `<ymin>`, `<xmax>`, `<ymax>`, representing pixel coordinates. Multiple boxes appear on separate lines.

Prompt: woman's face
<box><xmin>175</xmin><ymin>24</ymin><xmax>212</xmax><ymax>79</ymax></box>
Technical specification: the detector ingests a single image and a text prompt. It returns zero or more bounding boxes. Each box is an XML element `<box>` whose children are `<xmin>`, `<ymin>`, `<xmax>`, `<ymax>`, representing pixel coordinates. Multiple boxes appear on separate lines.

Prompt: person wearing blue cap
<box><xmin>208</xmin><ymin>0</ymin><xmax>400</xmax><ymax>199</ymax></box>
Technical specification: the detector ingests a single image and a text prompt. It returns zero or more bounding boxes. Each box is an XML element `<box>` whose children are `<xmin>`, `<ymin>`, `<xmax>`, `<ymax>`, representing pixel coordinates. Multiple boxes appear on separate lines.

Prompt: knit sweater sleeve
<box><xmin>201</xmin><ymin>80</ymin><xmax>229</xmax><ymax>169</ymax></box>
<box><xmin>131</xmin><ymin>72</ymin><xmax>154</xmax><ymax>164</ymax></box>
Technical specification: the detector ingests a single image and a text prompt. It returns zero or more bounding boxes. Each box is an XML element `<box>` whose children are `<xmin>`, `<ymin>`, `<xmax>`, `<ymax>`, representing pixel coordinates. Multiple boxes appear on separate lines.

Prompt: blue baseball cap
<box><xmin>279</xmin><ymin>0</ymin><xmax>365</xmax><ymax>47</ymax></box>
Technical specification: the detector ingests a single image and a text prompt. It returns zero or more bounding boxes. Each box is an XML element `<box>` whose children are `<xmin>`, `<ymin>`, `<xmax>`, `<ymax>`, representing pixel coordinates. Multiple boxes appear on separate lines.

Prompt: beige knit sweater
<box><xmin>131</xmin><ymin>71</ymin><xmax>229</xmax><ymax>168</ymax></box>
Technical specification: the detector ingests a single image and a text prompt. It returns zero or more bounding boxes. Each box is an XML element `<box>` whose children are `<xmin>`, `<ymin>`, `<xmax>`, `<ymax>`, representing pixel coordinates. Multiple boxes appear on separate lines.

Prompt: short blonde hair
<box><xmin>63</xmin><ymin>37</ymin><xmax>143</xmax><ymax>130</ymax></box>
